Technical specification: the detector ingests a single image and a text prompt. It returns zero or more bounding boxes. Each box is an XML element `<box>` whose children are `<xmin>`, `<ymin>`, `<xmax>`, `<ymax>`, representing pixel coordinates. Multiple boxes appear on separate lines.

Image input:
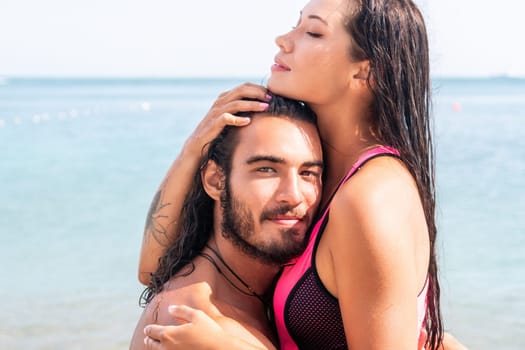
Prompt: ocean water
<box><xmin>0</xmin><ymin>77</ymin><xmax>523</xmax><ymax>349</ymax></box>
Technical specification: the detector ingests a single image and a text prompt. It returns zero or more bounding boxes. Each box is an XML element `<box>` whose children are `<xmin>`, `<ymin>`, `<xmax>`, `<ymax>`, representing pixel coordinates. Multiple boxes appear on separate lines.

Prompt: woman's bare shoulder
<box><xmin>332</xmin><ymin>156</ymin><xmax>419</xmax><ymax>219</ymax></box>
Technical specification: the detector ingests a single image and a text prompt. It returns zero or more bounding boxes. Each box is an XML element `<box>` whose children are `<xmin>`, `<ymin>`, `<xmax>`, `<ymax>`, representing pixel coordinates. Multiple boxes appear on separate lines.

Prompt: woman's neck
<box><xmin>311</xmin><ymin>101</ymin><xmax>379</xmax><ymax>206</ymax></box>
<box><xmin>315</xmin><ymin>103</ymin><xmax>376</xmax><ymax>161</ymax></box>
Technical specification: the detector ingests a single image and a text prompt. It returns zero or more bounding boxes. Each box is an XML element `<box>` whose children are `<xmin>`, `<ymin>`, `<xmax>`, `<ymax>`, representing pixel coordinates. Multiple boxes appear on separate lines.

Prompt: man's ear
<box><xmin>202</xmin><ymin>160</ymin><xmax>224</xmax><ymax>200</ymax></box>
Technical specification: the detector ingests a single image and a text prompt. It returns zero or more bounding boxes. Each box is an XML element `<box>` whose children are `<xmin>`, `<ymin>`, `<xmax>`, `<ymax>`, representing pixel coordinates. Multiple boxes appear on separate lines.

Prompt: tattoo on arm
<box><xmin>143</xmin><ymin>187</ymin><xmax>173</xmax><ymax>247</ymax></box>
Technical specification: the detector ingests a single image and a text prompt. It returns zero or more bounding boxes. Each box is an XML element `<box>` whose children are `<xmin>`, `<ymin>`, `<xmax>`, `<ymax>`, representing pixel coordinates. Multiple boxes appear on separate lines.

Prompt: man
<box><xmin>130</xmin><ymin>95</ymin><xmax>324</xmax><ymax>349</ymax></box>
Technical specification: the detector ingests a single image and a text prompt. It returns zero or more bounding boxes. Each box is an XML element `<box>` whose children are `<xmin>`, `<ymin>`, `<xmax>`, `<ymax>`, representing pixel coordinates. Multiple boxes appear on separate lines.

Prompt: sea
<box><xmin>0</xmin><ymin>77</ymin><xmax>523</xmax><ymax>349</ymax></box>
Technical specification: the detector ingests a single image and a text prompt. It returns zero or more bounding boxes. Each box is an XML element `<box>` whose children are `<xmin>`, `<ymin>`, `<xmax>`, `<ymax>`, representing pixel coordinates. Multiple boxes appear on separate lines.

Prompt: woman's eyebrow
<box><xmin>308</xmin><ymin>14</ymin><xmax>328</xmax><ymax>25</ymax></box>
<box><xmin>300</xmin><ymin>11</ymin><xmax>329</xmax><ymax>25</ymax></box>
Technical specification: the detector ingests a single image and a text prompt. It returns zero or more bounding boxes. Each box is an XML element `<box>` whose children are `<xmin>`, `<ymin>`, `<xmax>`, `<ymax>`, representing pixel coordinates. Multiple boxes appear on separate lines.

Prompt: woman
<box><xmin>139</xmin><ymin>0</ymin><xmax>443</xmax><ymax>348</ymax></box>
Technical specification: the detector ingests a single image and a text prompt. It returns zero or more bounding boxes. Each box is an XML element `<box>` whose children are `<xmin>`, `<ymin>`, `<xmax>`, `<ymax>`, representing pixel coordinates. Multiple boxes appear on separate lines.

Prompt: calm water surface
<box><xmin>0</xmin><ymin>77</ymin><xmax>523</xmax><ymax>349</ymax></box>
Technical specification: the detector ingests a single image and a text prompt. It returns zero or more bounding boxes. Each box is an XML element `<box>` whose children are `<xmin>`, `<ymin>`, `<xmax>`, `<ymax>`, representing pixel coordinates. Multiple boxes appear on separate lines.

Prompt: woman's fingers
<box><xmin>206</xmin><ymin>83</ymin><xmax>270</xmax><ymax>129</ymax></box>
<box><xmin>144</xmin><ymin>324</ymin><xmax>166</xmax><ymax>341</ymax></box>
<box><xmin>212</xmin><ymin>87</ymin><xmax>270</xmax><ymax>117</ymax></box>
<box><xmin>220</xmin><ymin>99</ymin><xmax>269</xmax><ymax>115</ymax></box>
<box><xmin>168</xmin><ymin>305</ymin><xmax>222</xmax><ymax>333</ymax></box>
<box><xmin>184</xmin><ymin>83</ymin><xmax>271</xmax><ymax>156</ymax></box>
<box><xmin>143</xmin><ymin>336</ymin><xmax>161</xmax><ymax>350</ymax></box>
<box><xmin>142</xmin><ymin>306</ymin><xmax>226</xmax><ymax>349</ymax></box>
<box><xmin>221</xmin><ymin>113</ymin><xmax>251</xmax><ymax>127</ymax></box>
<box><xmin>168</xmin><ymin>304</ymin><xmax>205</xmax><ymax>323</ymax></box>
<box><xmin>216</xmin><ymin>82</ymin><xmax>270</xmax><ymax>106</ymax></box>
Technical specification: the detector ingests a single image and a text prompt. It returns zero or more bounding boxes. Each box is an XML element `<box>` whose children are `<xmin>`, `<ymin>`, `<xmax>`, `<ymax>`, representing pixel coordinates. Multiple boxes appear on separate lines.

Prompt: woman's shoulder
<box><xmin>323</xmin><ymin>155</ymin><xmax>425</xmax><ymax>275</ymax></box>
<box><xmin>336</xmin><ymin>155</ymin><xmax>417</xmax><ymax>209</ymax></box>
<box><xmin>327</xmin><ymin>155</ymin><xmax>422</xmax><ymax>243</ymax></box>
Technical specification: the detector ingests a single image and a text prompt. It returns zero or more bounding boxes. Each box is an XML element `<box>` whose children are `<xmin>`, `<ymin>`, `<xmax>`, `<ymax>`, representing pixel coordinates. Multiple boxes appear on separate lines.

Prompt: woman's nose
<box><xmin>275</xmin><ymin>30</ymin><xmax>293</xmax><ymax>53</ymax></box>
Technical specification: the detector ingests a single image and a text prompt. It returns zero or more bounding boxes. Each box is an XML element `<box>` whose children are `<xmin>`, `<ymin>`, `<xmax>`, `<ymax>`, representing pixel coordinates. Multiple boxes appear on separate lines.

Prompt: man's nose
<box><xmin>276</xmin><ymin>174</ymin><xmax>302</xmax><ymax>207</ymax></box>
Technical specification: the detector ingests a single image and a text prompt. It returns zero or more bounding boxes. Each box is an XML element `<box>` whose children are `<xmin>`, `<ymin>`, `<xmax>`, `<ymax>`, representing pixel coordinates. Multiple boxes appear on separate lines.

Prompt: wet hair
<box><xmin>140</xmin><ymin>94</ymin><xmax>317</xmax><ymax>305</ymax></box>
<box><xmin>342</xmin><ymin>1</ymin><xmax>442</xmax><ymax>348</ymax></box>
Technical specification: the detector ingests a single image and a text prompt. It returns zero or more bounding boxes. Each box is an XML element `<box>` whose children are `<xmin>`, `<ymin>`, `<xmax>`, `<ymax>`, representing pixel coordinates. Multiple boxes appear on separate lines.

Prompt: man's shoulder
<box><xmin>152</xmin><ymin>280</ymin><xmax>215</xmax><ymax>323</ymax></box>
<box><xmin>130</xmin><ymin>280</ymin><xmax>217</xmax><ymax>349</ymax></box>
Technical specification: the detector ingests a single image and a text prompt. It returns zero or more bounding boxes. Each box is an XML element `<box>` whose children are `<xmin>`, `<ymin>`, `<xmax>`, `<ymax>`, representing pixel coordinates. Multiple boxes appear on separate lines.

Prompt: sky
<box><xmin>0</xmin><ymin>0</ymin><xmax>523</xmax><ymax>78</ymax></box>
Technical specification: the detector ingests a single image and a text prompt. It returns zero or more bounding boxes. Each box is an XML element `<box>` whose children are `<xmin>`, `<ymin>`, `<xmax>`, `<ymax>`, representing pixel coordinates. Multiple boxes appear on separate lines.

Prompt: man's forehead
<box><xmin>242</xmin><ymin>113</ymin><xmax>310</xmax><ymax>131</ymax></box>
<box><xmin>234</xmin><ymin>115</ymin><xmax>321</xmax><ymax>162</ymax></box>
<box><xmin>237</xmin><ymin>115</ymin><xmax>310</xmax><ymax>143</ymax></box>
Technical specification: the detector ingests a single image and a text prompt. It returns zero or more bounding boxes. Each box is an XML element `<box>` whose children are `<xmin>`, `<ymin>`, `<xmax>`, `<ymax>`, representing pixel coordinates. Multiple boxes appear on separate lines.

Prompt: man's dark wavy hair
<box><xmin>140</xmin><ymin>93</ymin><xmax>316</xmax><ymax>305</ymax></box>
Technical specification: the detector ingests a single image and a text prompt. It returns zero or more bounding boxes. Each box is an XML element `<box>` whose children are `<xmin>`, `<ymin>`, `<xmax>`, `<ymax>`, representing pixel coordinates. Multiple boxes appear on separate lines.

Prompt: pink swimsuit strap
<box><xmin>317</xmin><ymin>145</ymin><xmax>400</xmax><ymax>228</ymax></box>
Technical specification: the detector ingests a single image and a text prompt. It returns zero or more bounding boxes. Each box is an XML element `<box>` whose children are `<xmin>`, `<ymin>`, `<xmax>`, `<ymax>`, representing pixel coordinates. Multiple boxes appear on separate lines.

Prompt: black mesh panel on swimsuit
<box><xmin>285</xmin><ymin>269</ymin><xmax>348</xmax><ymax>350</ymax></box>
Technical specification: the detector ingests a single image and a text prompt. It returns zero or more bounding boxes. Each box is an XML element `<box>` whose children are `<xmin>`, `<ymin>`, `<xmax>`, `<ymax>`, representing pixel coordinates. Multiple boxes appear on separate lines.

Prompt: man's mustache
<box><xmin>260</xmin><ymin>205</ymin><xmax>308</xmax><ymax>222</ymax></box>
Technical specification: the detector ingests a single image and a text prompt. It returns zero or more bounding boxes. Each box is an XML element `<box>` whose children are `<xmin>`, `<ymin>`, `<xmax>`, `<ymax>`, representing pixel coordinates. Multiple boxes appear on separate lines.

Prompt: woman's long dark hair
<box><xmin>344</xmin><ymin>1</ymin><xmax>442</xmax><ymax>348</ymax></box>
<box><xmin>140</xmin><ymin>94</ymin><xmax>317</xmax><ymax>306</ymax></box>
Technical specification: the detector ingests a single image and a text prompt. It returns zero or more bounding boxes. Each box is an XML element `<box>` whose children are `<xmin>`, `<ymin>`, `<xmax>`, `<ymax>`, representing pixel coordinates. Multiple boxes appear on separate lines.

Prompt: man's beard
<box><xmin>220</xmin><ymin>181</ymin><xmax>308</xmax><ymax>266</ymax></box>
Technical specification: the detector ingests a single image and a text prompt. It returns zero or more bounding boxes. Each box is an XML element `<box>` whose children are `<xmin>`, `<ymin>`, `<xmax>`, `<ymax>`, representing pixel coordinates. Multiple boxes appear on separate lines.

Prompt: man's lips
<box><xmin>262</xmin><ymin>205</ymin><xmax>307</xmax><ymax>226</ymax></box>
<box><xmin>267</xmin><ymin>216</ymin><xmax>304</xmax><ymax>227</ymax></box>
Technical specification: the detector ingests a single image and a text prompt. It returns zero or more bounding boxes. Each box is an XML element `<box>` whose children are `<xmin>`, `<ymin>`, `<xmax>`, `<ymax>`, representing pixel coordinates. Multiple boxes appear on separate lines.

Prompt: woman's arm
<box><xmin>326</xmin><ymin>158</ymin><xmax>427</xmax><ymax>348</ymax></box>
<box><xmin>143</xmin><ymin>305</ymin><xmax>276</xmax><ymax>350</ymax></box>
<box><xmin>138</xmin><ymin>145</ymin><xmax>204</xmax><ymax>285</ymax></box>
<box><xmin>138</xmin><ymin>83</ymin><xmax>270</xmax><ymax>285</ymax></box>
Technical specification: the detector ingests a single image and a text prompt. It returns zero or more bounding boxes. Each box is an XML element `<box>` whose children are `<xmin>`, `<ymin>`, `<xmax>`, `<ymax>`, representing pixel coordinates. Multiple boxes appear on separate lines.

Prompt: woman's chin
<box><xmin>267</xmin><ymin>78</ymin><xmax>294</xmax><ymax>99</ymax></box>
<box><xmin>266</xmin><ymin>76</ymin><xmax>278</xmax><ymax>91</ymax></box>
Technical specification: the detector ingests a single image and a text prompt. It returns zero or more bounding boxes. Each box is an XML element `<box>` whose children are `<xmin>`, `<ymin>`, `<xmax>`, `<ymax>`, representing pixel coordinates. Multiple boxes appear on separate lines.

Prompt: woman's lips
<box><xmin>271</xmin><ymin>64</ymin><xmax>291</xmax><ymax>72</ymax></box>
<box><xmin>272</xmin><ymin>57</ymin><xmax>291</xmax><ymax>71</ymax></box>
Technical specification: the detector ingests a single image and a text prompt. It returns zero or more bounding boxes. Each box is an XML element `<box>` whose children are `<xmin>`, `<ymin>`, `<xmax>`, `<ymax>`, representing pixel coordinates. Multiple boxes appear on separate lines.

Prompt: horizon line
<box><xmin>1</xmin><ymin>74</ymin><xmax>524</xmax><ymax>81</ymax></box>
